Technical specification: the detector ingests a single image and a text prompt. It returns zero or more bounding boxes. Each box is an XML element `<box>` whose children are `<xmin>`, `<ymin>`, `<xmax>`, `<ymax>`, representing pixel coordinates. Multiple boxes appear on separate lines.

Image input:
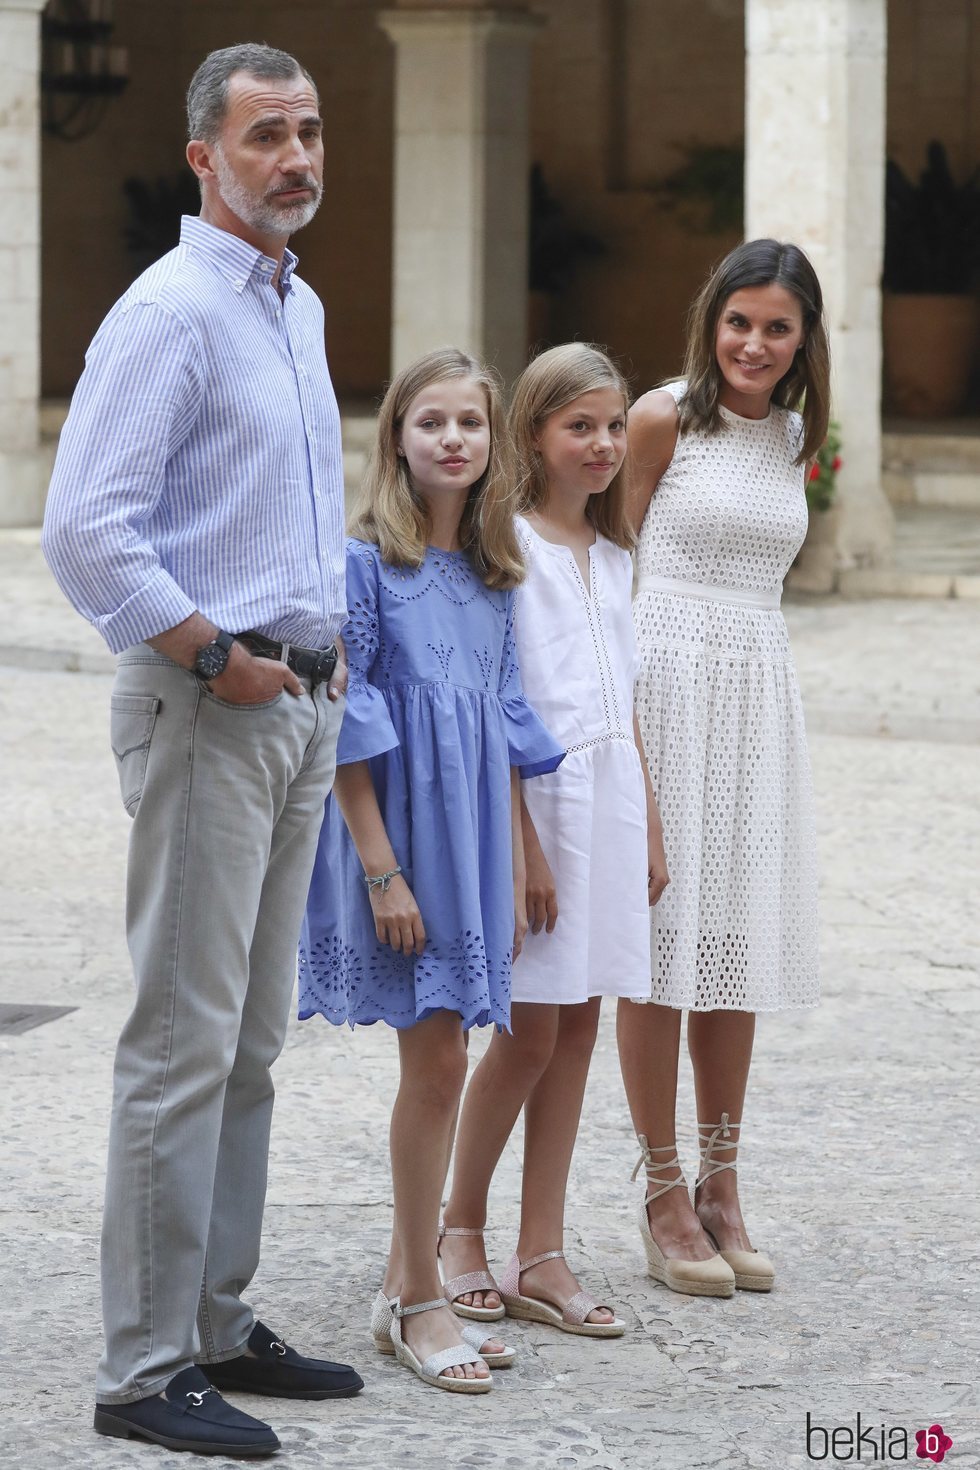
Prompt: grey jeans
<box><xmin>97</xmin><ymin>647</ymin><xmax>342</xmax><ymax>1403</ymax></box>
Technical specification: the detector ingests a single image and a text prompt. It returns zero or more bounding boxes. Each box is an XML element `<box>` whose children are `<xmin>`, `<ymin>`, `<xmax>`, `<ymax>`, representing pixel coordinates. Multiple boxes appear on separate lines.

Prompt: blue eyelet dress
<box><xmin>299</xmin><ymin>538</ymin><xmax>564</xmax><ymax>1031</ymax></box>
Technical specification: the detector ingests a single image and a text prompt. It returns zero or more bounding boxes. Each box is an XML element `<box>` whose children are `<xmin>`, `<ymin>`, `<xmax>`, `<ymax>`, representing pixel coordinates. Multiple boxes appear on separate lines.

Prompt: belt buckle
<box><xmin>313</xmin><ymin>646</ymin><xmax>338</xmax><ymax>687</ymax></box>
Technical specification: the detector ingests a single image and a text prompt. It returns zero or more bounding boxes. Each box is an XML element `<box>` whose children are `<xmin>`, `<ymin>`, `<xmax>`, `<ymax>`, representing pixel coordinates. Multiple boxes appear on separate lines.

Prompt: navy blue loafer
<box><xmin>201</xmin><ymin>1320</ymin><xmax>363</xmax><ymax>1400</ymax></box>
<box><xmin>94</xmin><ymin>1365</ymin><xmax>280</xmax><ymax>1456</ymax></box>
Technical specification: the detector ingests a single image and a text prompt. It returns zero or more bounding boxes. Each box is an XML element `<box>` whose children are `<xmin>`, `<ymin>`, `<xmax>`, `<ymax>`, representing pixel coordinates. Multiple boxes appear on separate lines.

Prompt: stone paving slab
<box><xmin>784</xmin><ymin>594</ymin><xmax>980</xmax><ymax>742</ymax></box>
<box><xmin>0</xmin><ymin>529</ymin><xmax>113</xmax><ymax>675</ymax></box>
<box><xmin>1</xmin><ymin>659</ymin><xmax>978</xmax><ymax>1469</ymax></box>
<box><xmin>2</xmin><ymin>542</ymin><xmax>979</xmax><ymax>1467</ymax></box>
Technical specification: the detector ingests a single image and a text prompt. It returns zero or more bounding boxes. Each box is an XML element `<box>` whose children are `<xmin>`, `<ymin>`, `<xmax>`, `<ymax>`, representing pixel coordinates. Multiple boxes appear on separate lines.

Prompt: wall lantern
<box><xmin>41</xmin><ymin>0</ymin><xmax>129</xmax><ymax>141</ymax></box>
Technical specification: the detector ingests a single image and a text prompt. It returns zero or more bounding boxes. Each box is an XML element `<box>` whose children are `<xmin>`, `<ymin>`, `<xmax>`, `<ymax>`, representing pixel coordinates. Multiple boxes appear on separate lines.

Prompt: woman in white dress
<box><xmin>440</xmin><ymin>344</ymin><xmax>668</xmax><ymax>1334</ymax></box>
<box><xmin>618</xmin><ymin>240</ymin><xmax>828</xmax><ymax>1297</ymax></box>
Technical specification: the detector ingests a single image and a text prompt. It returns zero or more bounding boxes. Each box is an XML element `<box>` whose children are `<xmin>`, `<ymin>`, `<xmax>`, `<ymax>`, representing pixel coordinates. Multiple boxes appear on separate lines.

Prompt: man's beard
<box><xmin>213</xmin><ymin>150</ymin><xmax>323</xmax><ymax>238</ymax></box>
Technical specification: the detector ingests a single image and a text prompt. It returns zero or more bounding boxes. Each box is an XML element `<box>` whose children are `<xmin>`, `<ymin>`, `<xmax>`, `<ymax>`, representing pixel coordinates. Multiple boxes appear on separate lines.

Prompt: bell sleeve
<box><xmin>498</xmin><ymin>590</ymin><xmax>565</xmax><ymax>779</ymax></box>
<box><xmin>336</xmin><ymin>542</ymin><xmax>401</xmax><ymax>766</ymax></box>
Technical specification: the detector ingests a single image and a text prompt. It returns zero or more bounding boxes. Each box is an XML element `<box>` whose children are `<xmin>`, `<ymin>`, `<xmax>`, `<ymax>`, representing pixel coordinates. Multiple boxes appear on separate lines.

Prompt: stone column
<box><xmin>378</xmin><ymin>3</ymin><xmax>540</xmax><ymax>385</ymax></box>
<box><xmin>0</xmin><ymin>0</ymin><xmax>48</xmax><ymax>527</ymax></box>
<box><xmin>745</xmin><ymin>0</ymin><xmax>893</xmax><ymax>589</ymax></box>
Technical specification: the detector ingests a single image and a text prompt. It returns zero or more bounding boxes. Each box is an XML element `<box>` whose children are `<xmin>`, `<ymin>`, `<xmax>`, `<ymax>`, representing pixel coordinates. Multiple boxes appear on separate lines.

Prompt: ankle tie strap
<box><xmin>631</xmin><ymin>1133</ymin><xmax>689</xmax><ymax>1206</ymax></box>
<box><xmin>695</xmin><ymin>1112</ymin><xmax>740</xmax><ymax>1192</ymax></box>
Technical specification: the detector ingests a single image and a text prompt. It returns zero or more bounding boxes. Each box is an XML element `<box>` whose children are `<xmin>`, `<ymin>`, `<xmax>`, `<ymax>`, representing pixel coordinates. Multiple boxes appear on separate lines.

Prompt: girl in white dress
<box><xmin>439</xmin><ymin>344</ymin><xmax>668</xmax><ymax>1335</ymax></box>
<box><xmin>618</xmin><ymin>239</ymin><xmax>828</xmax><ymax>1298</ymax></box>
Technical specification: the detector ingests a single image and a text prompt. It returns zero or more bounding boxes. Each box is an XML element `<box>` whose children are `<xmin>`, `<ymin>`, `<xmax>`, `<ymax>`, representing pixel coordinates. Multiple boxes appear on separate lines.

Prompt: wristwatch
<box><xmin>193</xmin><ymin>629</ymin><xmax>236</xmax><ymax>681</ymax></box>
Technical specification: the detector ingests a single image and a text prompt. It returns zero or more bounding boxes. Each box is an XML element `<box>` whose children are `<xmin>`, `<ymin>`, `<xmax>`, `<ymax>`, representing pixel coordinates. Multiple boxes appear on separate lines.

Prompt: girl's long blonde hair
<box><xmin>350</xmin><ymin>347</ymin><xmax>524</xmax><ymax>590</ymax></box>
<box><xmin>510</xmin><ymin>343</ymin><xmax>635</xmax><ymax>550</ymax></box>
<box><xmin>677</xmin><ymin>238</ymin><xmax>831</xmax><ymax>465</ymax></box>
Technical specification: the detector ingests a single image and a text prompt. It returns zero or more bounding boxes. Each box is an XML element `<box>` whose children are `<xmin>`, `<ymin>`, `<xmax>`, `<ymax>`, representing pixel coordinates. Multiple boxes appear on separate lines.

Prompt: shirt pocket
<box><xmin>110</xmin><ymin>694</ymin><xmax>160</xmax><ymax>817</ymax></box>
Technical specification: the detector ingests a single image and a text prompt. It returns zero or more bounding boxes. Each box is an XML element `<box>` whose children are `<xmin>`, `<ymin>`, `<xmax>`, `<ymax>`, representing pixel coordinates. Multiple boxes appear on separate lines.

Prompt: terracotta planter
<box><xmin>883</xmin><ymin>292</ymin><xmax>980</xmax><ymax>418</ymax></box>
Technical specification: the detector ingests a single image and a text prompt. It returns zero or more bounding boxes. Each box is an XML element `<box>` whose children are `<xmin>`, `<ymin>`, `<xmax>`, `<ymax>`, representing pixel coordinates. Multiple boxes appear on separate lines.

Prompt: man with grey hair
<box><xmin>44</xmin><ymin>43</ymin><xmax>362</xmax><ymax>1457</ymax></box>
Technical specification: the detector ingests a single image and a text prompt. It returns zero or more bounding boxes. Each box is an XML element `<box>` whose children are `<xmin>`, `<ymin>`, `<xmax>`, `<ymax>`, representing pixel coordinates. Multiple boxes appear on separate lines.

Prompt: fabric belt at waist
<box><xmin>239</xmin><ymin>631</ymin><xmax>338</xmax><ymax>687</ymax></box>
<box><xmin>637</xmin><ymin>574</ymin><xmax>781</xmax><ymax>610</ymax></box>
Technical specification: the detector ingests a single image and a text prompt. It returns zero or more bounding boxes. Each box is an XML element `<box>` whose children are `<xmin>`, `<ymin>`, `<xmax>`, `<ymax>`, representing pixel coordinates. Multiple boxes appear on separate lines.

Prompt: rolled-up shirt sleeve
<box><xmin>42</xmin><ymin>301</ymin><xmax>205</xmax><ymax>653</ymax></box>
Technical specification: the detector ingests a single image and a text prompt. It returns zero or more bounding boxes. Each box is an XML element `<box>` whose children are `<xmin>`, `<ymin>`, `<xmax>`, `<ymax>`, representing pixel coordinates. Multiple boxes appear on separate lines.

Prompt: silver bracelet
<box><xmin>364</xmin><ymin>866</ymin><xmax>402</xmax><ymax>894</ymax></box>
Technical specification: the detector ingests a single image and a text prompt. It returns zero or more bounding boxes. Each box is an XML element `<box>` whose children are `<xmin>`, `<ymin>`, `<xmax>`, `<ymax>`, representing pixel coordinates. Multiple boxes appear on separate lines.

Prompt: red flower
<box><xmin>831</xmin><ymin>455</ymin><xmax>842</xmax><ymax>471</ymax></box>
<box><xmin>809</xmin><ymin>463</ymin><xmax>821</xmax><ymax>482</ymax></box>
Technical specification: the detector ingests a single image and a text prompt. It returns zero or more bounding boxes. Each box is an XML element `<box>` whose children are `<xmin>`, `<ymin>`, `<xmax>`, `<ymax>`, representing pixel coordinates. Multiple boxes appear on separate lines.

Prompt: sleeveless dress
<box><xmin>299</xmin><ymin>538</ymin><xmax>564</xmax><ymax>1032</ymax></box>
<box><xmin>632</xmin><ymin>382</ymin><xmax>819</xmax><ymax>1012</ymax></box>
<box><xmin>510</xmin><ymin>518</ymin><xmax>651</xmax><ymax>1004</ymax></box>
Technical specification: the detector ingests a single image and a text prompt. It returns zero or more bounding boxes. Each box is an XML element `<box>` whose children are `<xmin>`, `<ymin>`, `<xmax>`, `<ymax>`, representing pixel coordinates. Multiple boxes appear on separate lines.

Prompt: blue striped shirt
<box><xmin>42</xmin><ymin>215</ymin><xmax>346</xmax><ymax>654</ymax></box>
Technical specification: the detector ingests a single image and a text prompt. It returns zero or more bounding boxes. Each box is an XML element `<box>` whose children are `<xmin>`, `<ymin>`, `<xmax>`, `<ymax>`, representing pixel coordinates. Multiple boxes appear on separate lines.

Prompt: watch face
<box><xmin>195</xmin><ymin>643</ymin><xmax>229</xmax><ymax>680</ymax></box>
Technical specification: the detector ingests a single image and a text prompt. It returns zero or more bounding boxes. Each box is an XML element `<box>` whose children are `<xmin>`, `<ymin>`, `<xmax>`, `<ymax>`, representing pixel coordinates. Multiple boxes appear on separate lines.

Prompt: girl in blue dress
<box><xmin>300</xmin><ymin>347</ymin><xmax>563</xmax><ymax>1394</ymax></box>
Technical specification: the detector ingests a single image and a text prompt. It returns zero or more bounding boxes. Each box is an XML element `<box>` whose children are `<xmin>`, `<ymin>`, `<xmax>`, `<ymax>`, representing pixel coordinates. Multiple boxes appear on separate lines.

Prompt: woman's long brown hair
<box><xmin>678</xmin><ymin>238</ymin><xmax>831</xmax><ymax>464</ymax></box>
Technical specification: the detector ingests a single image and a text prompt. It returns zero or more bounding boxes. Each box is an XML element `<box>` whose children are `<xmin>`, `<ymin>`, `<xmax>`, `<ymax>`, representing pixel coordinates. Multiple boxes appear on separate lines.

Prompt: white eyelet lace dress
<box><xmin>632</xmin><ymin>381</ymin><xmax>819</xmax><ymax>1012</ymax></box>
<box><xmin>512</xmin><ymin>518</ymin><xmax>652</xmax><ymax>1004</ymax></box>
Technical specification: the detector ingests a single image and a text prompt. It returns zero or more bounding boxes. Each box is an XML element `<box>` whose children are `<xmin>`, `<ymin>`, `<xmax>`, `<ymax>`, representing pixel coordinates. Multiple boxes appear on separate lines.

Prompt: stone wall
<box><xmin>41</xmin><ymin>0</ymin><xmax>392</xmax><ymax>399</ymax></box>
<box><xmin>41</xmin><ymin>1</ymin><xmax>182</xmax><ymax>397</ymax></box>
<box><xmin>529</xmin><ymin>0</ymin><xmax>744</xmax><ymax>395</ymax></box>
<box><xmin>887</xmin><ymin>0</ymin><xmax>980</xmax><ymax>179</ymax></box>
<box><xmin>39</xmin><ymin>0</ymin><xmax>742</xmax><ymax>399</ymax></box>
<box><xmin>38</xmin><ymin>0</ymin><xmax>980</xmax><ymax>403</ymax></box>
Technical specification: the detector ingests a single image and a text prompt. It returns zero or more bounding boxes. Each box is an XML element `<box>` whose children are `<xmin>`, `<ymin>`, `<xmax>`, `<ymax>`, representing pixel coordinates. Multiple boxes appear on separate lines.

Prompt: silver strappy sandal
<box><xmin>388</xmin><ymin>1297</ymin><xmax>494</xmax><ymax>1393</ymax></box>
<box><xmin>499</xmin><ymin>1249</ymin><xmax>625</xmax><ymax>1337</ymax></box>
<box><xmin>437</xmin><ymin>1224</ymin><xmax>505</xmax><ymax>1321</ymax></box>
<box><xmin>695</xmin><ymin>1114</ymin><xmax>775</xmax><ymax>1292</ymax></box>
<box><xmin>371</xmin><ymin>1290</ymin><xmax>515</xmax><ymax>1366</ymax></box>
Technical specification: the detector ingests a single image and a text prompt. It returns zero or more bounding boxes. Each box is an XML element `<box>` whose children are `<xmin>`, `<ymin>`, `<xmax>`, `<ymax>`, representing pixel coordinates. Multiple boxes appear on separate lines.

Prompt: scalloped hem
<box><xmin>298</xmin><ymin>1003</ymin><xmax>510</xmax><ymax>1033</ymax></box>
<box><xmin>624</xmin><ymin>995</ymin><xmax>821</xmax><ymax>1013</ymax></box>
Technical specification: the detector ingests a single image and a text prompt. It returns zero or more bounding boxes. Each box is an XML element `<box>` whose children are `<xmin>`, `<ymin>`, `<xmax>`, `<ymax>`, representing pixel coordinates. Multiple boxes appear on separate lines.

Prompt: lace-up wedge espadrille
<box><xmin>632</xmin><ymin>1135</ymin><xmax>735</xmax><ymax>1297</ymax></box>
<box><xmin>695</xmin><ymin>1114</ymin><xmax>775</xmax><ymax>1292</ymax></box>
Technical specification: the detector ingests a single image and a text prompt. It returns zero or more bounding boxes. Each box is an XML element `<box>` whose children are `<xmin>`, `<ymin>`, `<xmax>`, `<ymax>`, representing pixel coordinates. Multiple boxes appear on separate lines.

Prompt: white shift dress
<box><xmin>512</xmin><ymin>517</ymin><xmax>652</xmax><ymax>1005</ymax></box>
<box><xmin>632</xmin><ymin>382</ymin><xmax>819</xmax><ymax>1012</ymax></box>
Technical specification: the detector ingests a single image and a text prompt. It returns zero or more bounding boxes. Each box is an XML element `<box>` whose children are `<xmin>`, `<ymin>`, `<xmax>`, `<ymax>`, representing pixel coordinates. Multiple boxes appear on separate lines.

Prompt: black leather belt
<box><xmin>239</xmin><ymin>632</ymin><xmax>338</xmax><ymax>688</ymax></box>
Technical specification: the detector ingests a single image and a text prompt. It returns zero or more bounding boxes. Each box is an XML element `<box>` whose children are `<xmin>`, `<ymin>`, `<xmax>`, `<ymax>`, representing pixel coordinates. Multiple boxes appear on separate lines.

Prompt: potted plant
<box><xmin>882</xmin><ymin>141</ymin><xmax>980</xmax><ymax>418</ymax></box>
<box><xmin>651</xmin><ymin>140</ymin><xmax>744</xmax><ymax>235</ymax></box>
<box><xmin>806</xmin><ymin>421</ymin><xmax>842</xmax><ymax>514</ymax></box>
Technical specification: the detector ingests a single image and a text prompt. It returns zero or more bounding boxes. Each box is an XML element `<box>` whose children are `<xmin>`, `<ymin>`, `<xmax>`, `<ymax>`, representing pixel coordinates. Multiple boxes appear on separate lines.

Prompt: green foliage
<box><xmin>653</xmin><ymin>142</ymin><xmax>744</xmax><ymax>235</ymax></box>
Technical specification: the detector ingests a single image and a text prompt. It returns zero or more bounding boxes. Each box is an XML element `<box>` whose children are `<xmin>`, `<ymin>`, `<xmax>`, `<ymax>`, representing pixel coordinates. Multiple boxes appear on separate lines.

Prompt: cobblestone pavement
<box><xmin>1</xmin><ymin>536</ymin><xmax>978</xmax><ymax>1469</ymax></box>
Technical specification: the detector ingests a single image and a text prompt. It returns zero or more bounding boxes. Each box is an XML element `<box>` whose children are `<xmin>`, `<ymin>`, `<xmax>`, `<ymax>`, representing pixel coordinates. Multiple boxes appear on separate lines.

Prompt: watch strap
<box><xmin>193</xmin><ymin>628</ymin><xmax>236</xmax><ymax>680</ymax></box>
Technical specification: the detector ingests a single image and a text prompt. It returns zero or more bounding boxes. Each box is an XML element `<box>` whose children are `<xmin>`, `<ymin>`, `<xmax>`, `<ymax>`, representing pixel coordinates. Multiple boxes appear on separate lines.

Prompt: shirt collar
<box><xmin>179</xmin><ymin>215</ymin><xmax>299</xmax><ymax>296</ymax></box>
